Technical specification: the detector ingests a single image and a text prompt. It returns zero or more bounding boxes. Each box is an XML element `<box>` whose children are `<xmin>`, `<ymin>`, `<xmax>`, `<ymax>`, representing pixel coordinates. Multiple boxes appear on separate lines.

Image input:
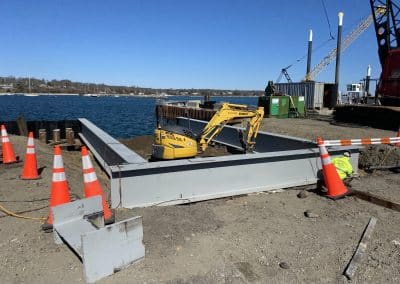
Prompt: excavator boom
<box><xmin>198</xmin><ymin>103</ymin><xmax>264</xmax><ymax>152</ymax></box>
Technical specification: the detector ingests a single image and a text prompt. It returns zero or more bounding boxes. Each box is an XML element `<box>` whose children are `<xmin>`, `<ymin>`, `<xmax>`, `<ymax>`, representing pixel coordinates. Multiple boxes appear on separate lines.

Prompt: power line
<box><xmin>320</xmin><ymin>0</ymin><xmax>335</xmax><ymax>40</ymax></box>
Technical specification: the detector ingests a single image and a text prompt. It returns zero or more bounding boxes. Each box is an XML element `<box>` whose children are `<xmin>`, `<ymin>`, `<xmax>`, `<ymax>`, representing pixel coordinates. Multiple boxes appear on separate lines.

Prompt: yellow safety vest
<box><xmin>332</xmin><ymin>156</ymin><xmax>353</xmax><ymax>180</ymax></box>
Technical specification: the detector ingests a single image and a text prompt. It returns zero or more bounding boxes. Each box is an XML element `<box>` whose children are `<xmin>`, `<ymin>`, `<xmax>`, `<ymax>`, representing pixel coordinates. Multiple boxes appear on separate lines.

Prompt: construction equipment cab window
<box><xmin>152</xmin><ymin>103</ymin><xmax>264</xmax><ymax>160</ymax></box>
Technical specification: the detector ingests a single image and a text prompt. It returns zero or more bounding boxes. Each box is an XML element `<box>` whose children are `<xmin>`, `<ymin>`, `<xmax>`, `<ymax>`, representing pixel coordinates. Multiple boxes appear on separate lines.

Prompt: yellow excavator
<box><xmin>152</xmin><ymin>103</ymin><xmax>264</xmax><ymax>160</ymax></box>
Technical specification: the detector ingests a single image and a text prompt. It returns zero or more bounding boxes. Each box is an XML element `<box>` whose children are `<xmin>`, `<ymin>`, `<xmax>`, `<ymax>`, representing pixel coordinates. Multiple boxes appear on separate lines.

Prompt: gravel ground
<box><xmin>1</xmin><ymin>118</ymin><xmax>399</xmax><ymax>283</ymax></box>
<box><xmin>260</xmin><ymin>117</ymin><xmax>396</xmax><ymax>141</ymax></box>
<box><xmin>359</xmin><ymin>145</ymin><xmax>400</xmax><ymax>169</ymax></box>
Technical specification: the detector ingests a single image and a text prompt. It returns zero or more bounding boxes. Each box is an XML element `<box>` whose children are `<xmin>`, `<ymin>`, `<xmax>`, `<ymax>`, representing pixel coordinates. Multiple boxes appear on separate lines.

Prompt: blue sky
<box><xmin>0</xmin><ymin>0</ymin><xmax>379</xmax><ymax>91</ymax></box>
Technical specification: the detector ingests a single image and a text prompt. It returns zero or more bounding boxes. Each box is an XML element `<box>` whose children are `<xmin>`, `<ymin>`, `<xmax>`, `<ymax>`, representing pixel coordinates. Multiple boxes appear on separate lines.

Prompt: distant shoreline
<box><xmin>0</xmin><ymin>92</ymin><xmax>260</xmax><ymax>98</ymax></box>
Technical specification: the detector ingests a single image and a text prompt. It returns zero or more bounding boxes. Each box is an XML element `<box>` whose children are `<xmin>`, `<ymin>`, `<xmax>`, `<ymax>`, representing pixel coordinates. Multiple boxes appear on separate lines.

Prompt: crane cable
<box><xmin>276</xmin><ymin>0</ymin><xmax>336</xmax><ymax>81</ymax></box>
<box><xmin>290</xmin><ymin>0</ymin><xmax>336</xmax><ymax>66</ymax></box>
<box><xmin>320</xmin><ymin>0</ymin><xmax>335</xmax><ymax>40</ymax></box>
<box><xmin>277</xmin><ymin>37</ymin><xmax>335</xmax><ymax>82</ymax></box>
<box><xmin>289</xmin><ymin>37</ymin><xmax>336</xmax><ymax>66</ymax></box>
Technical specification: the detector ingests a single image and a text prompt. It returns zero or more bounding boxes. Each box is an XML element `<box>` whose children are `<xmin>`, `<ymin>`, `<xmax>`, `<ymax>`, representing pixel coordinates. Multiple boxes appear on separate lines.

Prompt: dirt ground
<box><xmin>260</xmin><ymin>117</ymin><xmax>397</xmax><ymax>141</ymax></box>
<box><xmin>1</xmin><ymin>117</ymin><xmax>399</xmax><ymax>283</ymax></box>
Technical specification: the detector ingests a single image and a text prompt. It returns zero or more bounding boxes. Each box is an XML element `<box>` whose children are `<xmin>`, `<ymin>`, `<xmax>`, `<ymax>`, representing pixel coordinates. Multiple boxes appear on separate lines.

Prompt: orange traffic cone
<box><xmin>42</xmin><ymin>146</ymin><xmax>71</xmax><ymax>230</ymax></box>
<box><xmin>81</xmin><ymin>146</ymin><xmax>114</xmax><ymax>223</ymax></box>
<box><xmin>21</xmin><ymin>132</ymin><xmax>40</xmax><ymax>180</ymax></box>
<box><xmin>1</xmin><ymin>125</ymin><xmax>17</xmax><ymax>164</ymax></box>
<box><xmin>317</xmin><ymin>137</ymin><xmax>348</xmax><ymax>199</ymax></box>
<box><xmin>396</xmin><ymin>128</ymin><xmax>400</xmax><ymax>147</ymax></box>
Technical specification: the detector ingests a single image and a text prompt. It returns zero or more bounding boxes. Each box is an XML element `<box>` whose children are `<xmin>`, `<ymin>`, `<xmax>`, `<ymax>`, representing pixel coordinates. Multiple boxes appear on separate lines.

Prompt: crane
<box><xmin>370</xmin><ymin>0</ymin><xmax>400</xmax><ymax>105</ymax></box>
<box><xmin>276</xmin><ymin>65</ymin><xmax>293</xmax><ymax>83</ymax></box>
<box><xmin>371</xmin><ymin>0</ymin><xmax>400</xmax><ymax>65</ymax></box>
<box><xmin>305</xmin><ymin>8</ymin><xmax>385</xmax><ymax>81</ymax></box>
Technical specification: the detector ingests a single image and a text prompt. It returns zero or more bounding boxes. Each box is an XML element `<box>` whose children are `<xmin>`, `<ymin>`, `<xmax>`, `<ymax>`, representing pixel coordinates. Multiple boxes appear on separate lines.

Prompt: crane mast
<box><xmin>370</xmin><ymin>0</ymin><xmax>400</xmax><ymax>66</ymax></box>
<box><xmin>370</xmin><ymin>0</ymin><xmax>400</xmax><ymax>105</ymax></box>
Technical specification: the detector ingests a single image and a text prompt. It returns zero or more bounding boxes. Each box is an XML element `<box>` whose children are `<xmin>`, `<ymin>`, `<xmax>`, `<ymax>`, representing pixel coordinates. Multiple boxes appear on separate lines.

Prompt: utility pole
<box><xmin>306</xmin><ymin>29</ymin><xmax>313</xmax><ymax>80</ymax></box>
<box><xmin>333</xmin><ymin>12</ymin><xmax>344</xmax><ymax>108</ymax></box>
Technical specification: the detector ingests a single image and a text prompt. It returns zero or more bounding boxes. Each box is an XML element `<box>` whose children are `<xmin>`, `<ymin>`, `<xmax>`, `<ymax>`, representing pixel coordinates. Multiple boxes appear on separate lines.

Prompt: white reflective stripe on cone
<box><xmin>82</xmin><ymin>155</ymin><xmax>93</xmax><ymax>170</ymax></box>
<box><xmin>53</xmin><ymin>155</ymin><xmax>64</xmax><ymax>168</ymax></box>
<box><xmin>26</xmin><ymin>148</ymin><xmax>35</xmax><ymax>154</ymax></box>
<box><xmin>322</xmin><ymin>157</ymin><xmax>331</xmax><ymax>165</ymax></box>
<box><xmin>318</xmin><ymin>145</ymin><xmax>328</xmax><ymax>155</ymax></box>
<box><xmin>2</xmin><ymin>137</ymin><xmax>9</xmax><ymax>143</ymax></box>
<box><xmin>27</xmin><ymin>138</ymin><xmax>34</xmax><ymax>146</ymax></box>
<box><xmin>52</xmin><ymin>172</ymin><xmax>66</xmax><ymax>182</ymax></box>
<box><xmin>84</xmin><ymin>172</ymin><xmax>97</xmax><ymax>183</ymax></box>
<box><xmin>1</xmin><ymin>129</ymin><xmax>7</xmax><ymax>136</ymax></box>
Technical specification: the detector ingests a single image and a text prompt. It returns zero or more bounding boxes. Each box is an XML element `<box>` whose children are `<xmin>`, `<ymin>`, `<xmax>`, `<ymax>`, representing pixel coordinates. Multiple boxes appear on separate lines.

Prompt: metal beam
<box><xmin>78</xmin><ymin>118</ymin><xmax>147</xmax><ymax>176</ymax></box>
<box><xmin>108</xmin><ymin>146</ymin><xmax>359</xmax><ymax>208</ymax></box>
<box><xmin>52</xmin><ymin>196</ymin><xmax>145</xmax><ymax>283</ymax></box>
<box><xmin>78</xmin><ymin>118</ymin><xmax>360</xmax><ymax>209</ymax></box>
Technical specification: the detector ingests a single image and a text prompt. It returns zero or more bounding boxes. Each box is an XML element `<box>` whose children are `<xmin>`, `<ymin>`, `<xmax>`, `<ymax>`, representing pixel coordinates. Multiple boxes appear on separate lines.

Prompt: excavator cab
<box><xmin>152</xmin><ymin>125</ymin><xmax>198</xmax><ymax>160</ymax></box>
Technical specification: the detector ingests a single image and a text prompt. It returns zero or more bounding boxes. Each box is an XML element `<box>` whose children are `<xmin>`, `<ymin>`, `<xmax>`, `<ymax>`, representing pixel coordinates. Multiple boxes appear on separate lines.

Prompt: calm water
<box><xmin>0</xmin><ymin>95</ymin><xmax>258</xmax><ymax>138</ymax></box>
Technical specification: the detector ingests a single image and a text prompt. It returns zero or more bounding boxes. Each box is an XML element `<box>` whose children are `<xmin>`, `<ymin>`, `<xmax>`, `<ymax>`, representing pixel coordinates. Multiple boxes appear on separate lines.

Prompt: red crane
<box><xmin>370</xmin><ymin>0</ymin><xmax>400</xmax><ymax>106</ymax></box>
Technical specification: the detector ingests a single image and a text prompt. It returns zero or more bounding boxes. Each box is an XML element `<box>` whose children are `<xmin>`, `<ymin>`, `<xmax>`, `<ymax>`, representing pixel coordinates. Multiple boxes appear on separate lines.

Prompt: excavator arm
<box><xmin>198</xmin><ymin>103</ymin><xmax>264</xmax><ymax>152</ymax></box>
<box><xmin>152</xmin><ymin>103</ymin><xmax>264</xmax><ymax>160</ymax></box>
<box><xmin>243</xmin><ymin>110</ymin><xmax>264</xmax><ymax>151</ymax></box>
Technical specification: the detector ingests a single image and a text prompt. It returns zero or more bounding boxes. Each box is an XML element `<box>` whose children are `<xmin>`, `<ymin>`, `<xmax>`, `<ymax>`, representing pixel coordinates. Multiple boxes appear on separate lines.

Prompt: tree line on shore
<box><xmin>0</xmin><ymin>76</ymin><xmax>262</xmax><ymax>97</ymax></box>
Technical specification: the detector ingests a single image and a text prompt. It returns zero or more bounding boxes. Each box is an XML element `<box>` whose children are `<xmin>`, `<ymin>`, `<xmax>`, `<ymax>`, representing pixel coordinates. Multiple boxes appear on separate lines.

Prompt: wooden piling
<box><xmin>38</xmin><ymin>129</ymin><xmax>47</xmax><ymax>143</ymax></box>
<box><xmin>53</xmin><ymin>129</ymin><xmax>61</xmax><ymax>143</ymax></box>
<box><xmin>65</xmin><ymin>128</ymin><xmax>75</xmax><ymax>145</ymax></box>
<box><xmin>16</xmin><ymin>116</ymin><xmax>28</xmax><ymax>136</ymax></box>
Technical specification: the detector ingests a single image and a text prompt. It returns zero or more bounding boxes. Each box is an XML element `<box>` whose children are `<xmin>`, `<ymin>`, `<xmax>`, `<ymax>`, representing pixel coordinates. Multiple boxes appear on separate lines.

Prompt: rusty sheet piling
<box><xmin>156</xmin><ymin>105</ymin><xmax>216</xmax><ymax>121</ymax></box>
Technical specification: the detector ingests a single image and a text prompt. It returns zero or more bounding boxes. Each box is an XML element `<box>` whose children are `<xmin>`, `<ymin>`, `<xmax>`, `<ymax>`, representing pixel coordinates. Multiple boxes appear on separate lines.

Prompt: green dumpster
<box><xmin>289</xmin><ymin>96</ymin><xmax>305</xmax><ymax>117</ymax></box>
<box><xmin>257</xmin><ymin>96</ymin><xmax>289</xmax><ymax>118</ymax></box>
